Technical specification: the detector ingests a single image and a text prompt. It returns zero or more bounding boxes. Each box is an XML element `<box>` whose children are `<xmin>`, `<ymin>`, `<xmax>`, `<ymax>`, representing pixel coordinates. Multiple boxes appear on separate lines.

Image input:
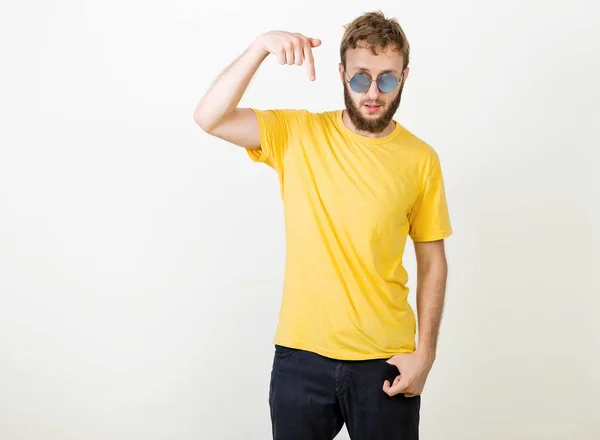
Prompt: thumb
<box><xmin>310</xmin><ymin>38</ymin><xmax>322</xmax><ymax>47</ymax></box>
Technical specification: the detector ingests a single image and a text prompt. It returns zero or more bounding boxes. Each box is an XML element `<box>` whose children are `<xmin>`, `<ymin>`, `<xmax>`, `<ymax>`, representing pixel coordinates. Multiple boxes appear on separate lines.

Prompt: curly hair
<box><xmin>340</xmin><ymin>10</ymin><xmax>410</xmax><ymax>70</ymax></box>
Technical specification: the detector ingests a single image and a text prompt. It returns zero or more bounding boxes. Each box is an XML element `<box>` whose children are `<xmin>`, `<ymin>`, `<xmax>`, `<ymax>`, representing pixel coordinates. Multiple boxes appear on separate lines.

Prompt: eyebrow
<box><xmin>354</xmin><ymin>67</ymin><xmax>401</xmax><ymax>76</ymax></box>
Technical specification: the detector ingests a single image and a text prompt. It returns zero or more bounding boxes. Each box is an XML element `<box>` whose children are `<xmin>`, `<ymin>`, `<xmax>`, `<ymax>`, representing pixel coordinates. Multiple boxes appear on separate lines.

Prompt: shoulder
<box><xmin>397</xmin><ymin>124</ymin><xmax>438</xmax><ymax>155</ymax></box>
<box><xmin>398</xmin><ymin>124</ymin><xmax>441</xmax><ymax>159</ymax></box>
<box><xmin>252</xmin><ymin>108</ymin><xmax>312</xmax><ymax>121</ymax></box>
<box><xmin>250</xmin><ymin>108</ymin><xmax>323</xmax><ymax>131</ymax></box>
<box><xmin>257</xmin><ymin>108</ymin><xmax>340</xmax><ymax>129</ymax></box>
<box><xmin>396</xmin><ymin>123</ymin><xmax>444</xmax><ymax>175</ymax></box>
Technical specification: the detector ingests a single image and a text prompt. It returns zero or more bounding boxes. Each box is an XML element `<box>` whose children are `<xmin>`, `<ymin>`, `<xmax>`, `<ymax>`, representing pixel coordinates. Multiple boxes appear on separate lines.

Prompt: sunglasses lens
<box><xmin>349</xmin><ymin>73</ymin><xmax>371</xmax><ymax>93</ymax></box>
<box><xmin>377</xmin><ymin>73</ymin><xmax>398</xmax><ymax>93</ymax></box>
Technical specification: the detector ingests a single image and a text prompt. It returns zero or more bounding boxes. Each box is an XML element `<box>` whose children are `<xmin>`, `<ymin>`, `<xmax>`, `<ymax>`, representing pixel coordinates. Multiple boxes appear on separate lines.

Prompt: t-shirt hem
<box><xmin>410</xmin><ymin>230</ymin><xmax>453</xmax><ymax>242</ymax></box>
<box><xmin>273</xmin><ymin>338</ymin><xmax>416</xmax><ymax>361</ymax></box>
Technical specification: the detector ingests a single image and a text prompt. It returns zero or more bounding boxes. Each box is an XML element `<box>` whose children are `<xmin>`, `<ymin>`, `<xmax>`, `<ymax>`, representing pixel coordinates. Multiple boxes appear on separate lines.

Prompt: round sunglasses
<box><xmin>345</xmin><ymin>71</ymin><xmax>404</xmax><ymax>93</ymax></box>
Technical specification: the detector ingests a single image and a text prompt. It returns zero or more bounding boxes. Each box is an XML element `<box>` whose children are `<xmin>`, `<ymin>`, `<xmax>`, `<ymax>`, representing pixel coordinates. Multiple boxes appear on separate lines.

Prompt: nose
<box><xmin>366</xmin><ymin>80</ymin><xmax>381</xmax><ymax>100</ymax></box>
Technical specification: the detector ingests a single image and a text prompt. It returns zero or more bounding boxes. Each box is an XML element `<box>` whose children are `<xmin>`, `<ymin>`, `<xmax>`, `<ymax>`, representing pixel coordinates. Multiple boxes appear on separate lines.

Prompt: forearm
<box><xmin>193</xmin><ymin>39</ymin><xmax>268</xmax><ymax>130</ymax></box>
<box><xmin>415</xmin><ymin>257</ymin><xmax>448</xmax><ymax>359</ymax></box>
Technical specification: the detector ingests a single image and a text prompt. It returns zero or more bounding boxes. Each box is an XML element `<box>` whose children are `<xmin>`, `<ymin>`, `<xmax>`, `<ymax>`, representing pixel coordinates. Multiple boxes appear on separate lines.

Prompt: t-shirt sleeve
<box><xmin>246</xmin><ymin>108</ymin><xmax>300</xmax><ymax>173</ymax></box>
<box><xmin>408</xmin><ymin>151</ymin><xmax>453</xmax><ymax>242</ymax></box>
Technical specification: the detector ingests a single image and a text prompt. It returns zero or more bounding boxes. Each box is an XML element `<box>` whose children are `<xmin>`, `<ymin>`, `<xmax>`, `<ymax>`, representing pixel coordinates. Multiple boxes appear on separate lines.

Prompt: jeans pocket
<box><xmin>274</xmin><ymin>344</ymin><xmax>298</xmax><ymax>359</ymax></box>
<box><xmin>384</xmin><ymin>358</ymin><xmax>400</xmax><ymax>377</ymax></box>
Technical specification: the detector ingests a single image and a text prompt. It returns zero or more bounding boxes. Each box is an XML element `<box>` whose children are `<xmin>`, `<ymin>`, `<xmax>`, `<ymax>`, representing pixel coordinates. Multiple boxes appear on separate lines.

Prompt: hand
<box><xmin>382</xmin><ymin>350</ymin><xmax>435</xmax><ymax>398</ymax></box>
<box><xmin>255</xmin><ymin>31</ymin><xmax>322</xmax><ymax>81</ymax></box>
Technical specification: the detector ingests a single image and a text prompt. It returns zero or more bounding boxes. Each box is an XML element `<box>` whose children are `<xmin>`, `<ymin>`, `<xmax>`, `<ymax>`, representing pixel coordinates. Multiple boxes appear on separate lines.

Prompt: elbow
<box><xmin>193</xmin><ymin>111</ymin><xmax>214</xmax><ymax>133</ymax></box>
<box><xmin>193</xmin><ymin>101</ymin><xmax>218</xmax><ymax>133</ymax></box>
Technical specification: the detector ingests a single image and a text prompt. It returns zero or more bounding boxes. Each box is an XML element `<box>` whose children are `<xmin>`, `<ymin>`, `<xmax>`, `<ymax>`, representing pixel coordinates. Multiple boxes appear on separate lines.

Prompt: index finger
<box><xmin>303</xmin><ymin>43</ymin><xmax>315</xmax><ymax>81</ymax></box>
<box><xmin>383</xmin><ymin>376</ymin><xmax>404</xmax><ymax>397</ymax></box>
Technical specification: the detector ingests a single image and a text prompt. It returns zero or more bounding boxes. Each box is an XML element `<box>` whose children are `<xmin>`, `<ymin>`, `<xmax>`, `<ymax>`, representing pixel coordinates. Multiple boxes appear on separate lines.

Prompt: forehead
<box><xmin>345</xmin><ymin>44</ymin><xmax>404</xmax><ymax>74</ymax></box>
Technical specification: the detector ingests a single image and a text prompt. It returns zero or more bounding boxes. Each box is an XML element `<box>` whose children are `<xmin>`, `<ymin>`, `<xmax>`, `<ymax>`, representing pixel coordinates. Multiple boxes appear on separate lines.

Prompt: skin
<box><xmin>193</xmin><ymin>31</ymin><xmax>449</xmax><ymax>398</ymax></box>
<box><xmin>192</xmin><ymin>31</ymin><xmax>321</xmax><ymax>148</ymax></box>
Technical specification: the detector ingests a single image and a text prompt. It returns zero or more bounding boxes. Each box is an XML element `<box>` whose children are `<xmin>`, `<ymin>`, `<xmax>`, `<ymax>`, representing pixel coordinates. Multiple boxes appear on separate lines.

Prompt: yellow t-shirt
<box><xmin>247</xmin><ymin>109</ymin><xmax>453</xmax><ymax>360</ymax></box>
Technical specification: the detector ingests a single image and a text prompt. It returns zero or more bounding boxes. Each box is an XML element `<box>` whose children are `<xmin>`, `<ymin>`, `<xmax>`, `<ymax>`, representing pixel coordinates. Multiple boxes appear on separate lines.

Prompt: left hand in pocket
<box><xmin>382</xmin><ymin>350</ymin><xmax>435</xmax><ymax>398</ymax></box>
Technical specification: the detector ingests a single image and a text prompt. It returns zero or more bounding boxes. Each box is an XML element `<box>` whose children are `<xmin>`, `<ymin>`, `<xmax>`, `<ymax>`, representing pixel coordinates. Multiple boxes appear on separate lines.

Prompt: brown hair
<box><xmin>340</xmin><ymin>11</ymin><xmax>410</xmax><ymax>70</ymax></box>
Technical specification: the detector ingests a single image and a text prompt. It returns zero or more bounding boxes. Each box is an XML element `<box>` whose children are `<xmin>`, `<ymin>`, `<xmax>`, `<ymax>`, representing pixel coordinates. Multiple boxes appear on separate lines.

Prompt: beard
<box><xmin>343</xmin><ymin>81</ymin><xmax>404</xmax><ymax>134</ymax></box>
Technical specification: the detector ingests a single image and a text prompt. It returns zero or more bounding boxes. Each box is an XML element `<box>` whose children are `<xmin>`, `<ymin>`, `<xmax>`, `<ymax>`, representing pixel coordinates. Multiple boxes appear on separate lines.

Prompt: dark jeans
<box><xmin>269</xmin><ymin>345</ymin><xmax>420</xmax><ymax>440</ymax></box>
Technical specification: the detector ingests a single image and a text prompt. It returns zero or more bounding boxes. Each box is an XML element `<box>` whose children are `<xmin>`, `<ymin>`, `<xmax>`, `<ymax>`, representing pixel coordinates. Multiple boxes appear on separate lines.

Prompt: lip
<box><xmin>364</xmin><ymin>104</ymin><xmax>381</xmax><ymax>113</ymax></box>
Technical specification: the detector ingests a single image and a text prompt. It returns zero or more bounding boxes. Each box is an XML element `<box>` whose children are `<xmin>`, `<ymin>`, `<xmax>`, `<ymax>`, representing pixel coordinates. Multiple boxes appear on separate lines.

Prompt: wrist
<box><xmin>415</xmin><ymin>345</ymin><xmax>436</xmax><ymax>363</ymax></box>
<box><xmin>250</xmin><ymin>35</ymin><xmax>269</xmax><ymax>57</ymax></box>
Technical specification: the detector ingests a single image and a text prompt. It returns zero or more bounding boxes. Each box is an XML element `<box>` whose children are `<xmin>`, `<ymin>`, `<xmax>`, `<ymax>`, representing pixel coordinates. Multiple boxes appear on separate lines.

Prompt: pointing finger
<box><xmin>303</xmin><ymin>42</ymin><xmax>316</xmax><ymax>80</ymax></box>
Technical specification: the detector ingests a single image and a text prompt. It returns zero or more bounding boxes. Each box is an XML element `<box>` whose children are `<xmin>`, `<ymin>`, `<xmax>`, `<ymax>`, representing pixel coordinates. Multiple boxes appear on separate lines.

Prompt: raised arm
<box><xmin>193</xmin><ymin>31</ymin><xmax>321</xmax><ymax>150</ymax></box>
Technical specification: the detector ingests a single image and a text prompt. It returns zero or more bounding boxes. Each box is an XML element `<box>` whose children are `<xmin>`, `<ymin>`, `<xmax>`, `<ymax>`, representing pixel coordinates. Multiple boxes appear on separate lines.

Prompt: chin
<box><xmin>362</xmin><ymin>112</ymin><xmax>386</xmax><ymax>125</ymax></box>
<box><xmin>343</xmin><ymin>83</ymin><xmax>401</xmax><ymax>134</ymax></box>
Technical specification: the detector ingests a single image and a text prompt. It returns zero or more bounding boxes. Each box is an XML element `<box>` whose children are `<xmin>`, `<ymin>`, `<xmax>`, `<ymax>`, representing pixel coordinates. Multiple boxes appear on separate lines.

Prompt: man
<box><xmin>194</xmin><ymin>11</ymin><xmax>452</xmax><ymax>440</ymax></box>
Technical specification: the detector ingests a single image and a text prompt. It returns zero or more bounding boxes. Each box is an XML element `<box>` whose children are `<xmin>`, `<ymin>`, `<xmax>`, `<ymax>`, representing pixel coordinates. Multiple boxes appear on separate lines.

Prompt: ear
<box><xmin>402</xmin><ymin>67</ymin><xmax>410</xmax><ymax>82</ymax></box>
<box><xmin>339</xmin><ymin>63</ymin><xmax>345</xmax><ymax>84</ymax></box>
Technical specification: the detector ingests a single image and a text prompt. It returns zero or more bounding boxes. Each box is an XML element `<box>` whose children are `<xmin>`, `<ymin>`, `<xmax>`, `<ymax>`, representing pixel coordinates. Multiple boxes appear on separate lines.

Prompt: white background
<box><xmin>1</xmin><ymin>0</ymin><xmax>599</xmax><ymax>439</ymax></box>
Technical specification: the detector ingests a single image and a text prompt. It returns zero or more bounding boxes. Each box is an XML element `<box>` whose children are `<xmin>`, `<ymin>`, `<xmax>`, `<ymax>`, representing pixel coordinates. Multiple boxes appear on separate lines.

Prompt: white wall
<box><xmin>1</xmin><ymin>0</ymin><xmax>598</xmax><ymax>439</ymax></box>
